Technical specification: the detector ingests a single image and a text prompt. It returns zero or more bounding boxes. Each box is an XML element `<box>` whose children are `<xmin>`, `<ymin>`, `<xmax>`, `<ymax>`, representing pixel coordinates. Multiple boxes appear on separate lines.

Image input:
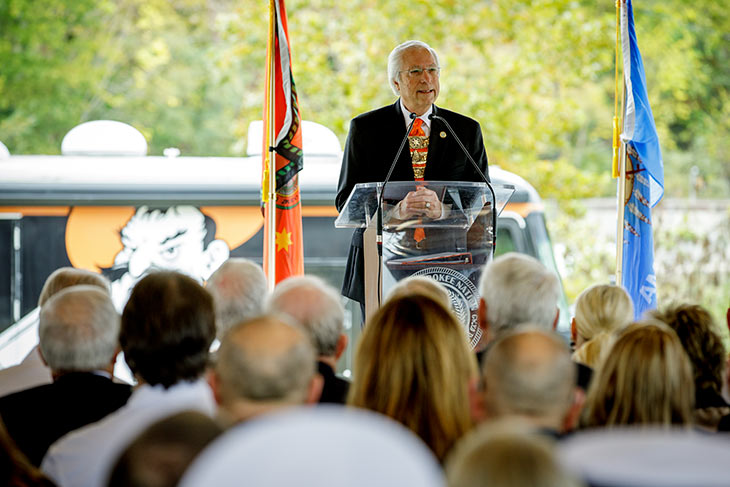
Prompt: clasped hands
<box><xmin>395</xmin><ymin>186</ymin><xmax>442</xmax><ymax>220</ymax></box>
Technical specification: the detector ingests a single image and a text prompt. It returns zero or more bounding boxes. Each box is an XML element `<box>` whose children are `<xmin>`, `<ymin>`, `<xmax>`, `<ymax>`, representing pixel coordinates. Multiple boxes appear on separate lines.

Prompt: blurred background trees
<box><xmin>1</xmin><ymin>0</ymin><xmax>727</xmax><ymax>323</ymax></box>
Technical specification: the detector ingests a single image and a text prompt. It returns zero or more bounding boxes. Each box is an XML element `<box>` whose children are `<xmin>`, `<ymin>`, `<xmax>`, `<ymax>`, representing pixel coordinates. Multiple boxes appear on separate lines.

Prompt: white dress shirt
<box><xmin>0</xmin><ymin>346</ymin><xmax>52</xmax><ymax>398</ymax></box>
<box><xmin>41</xmin><ymin>379</ymin><xmax>216</xmax><ymax>487</ymax></box>
<box><xmin>399</xmin><ymin>99</ymin><xmax>432</xmax><ymax>136</ymax></box>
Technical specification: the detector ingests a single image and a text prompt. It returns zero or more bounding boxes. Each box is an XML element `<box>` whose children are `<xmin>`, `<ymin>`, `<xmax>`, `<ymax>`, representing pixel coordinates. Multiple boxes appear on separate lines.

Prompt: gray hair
<box><xmin>479</xmin><ymin>252</ymin><xmax>561</xmax><ymax>335</ymax></box>
<box><xmin>38</xmin><ymin>267</ymin><xmax>110</xmax><ymax>307</ymax></box>
<box><xmin>266</xmin><ymin>275</ymin><xmax>344</xmax><ymax>357</ymax></box>
<box><xmin>387</xmin><ymin>40</ymin><xmax>440</xmax><ymax>96</ymax></box>
<box><xmin>482</xmin><ymin>326</ymin><xmax>575</xmax><ymax>421</ymax></box>
<box><xmin>215</xmin><ymin>315</ymin><xmax>316</xmax><ymax>403</ymax></box>
<box><xmin>39</xmin><ymin>285</ymin><xmax>120</xmax><ymax>371</ymax></box>
<box><xmin>206</xmin><ymin>258</ymin><xmax>268</xmax><ymax>339</ymax></box>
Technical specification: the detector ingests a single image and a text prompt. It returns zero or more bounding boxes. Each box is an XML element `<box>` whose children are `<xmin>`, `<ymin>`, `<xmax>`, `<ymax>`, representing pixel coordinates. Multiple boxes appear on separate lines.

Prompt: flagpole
<box><xmin>614</xmin><ymin>0</ymin><xmax>626</xmax><ymax>286</ymax></box>
<box><xmin>266</xmin><ymin>0</ymin><xmax>277</xmax><ymax>291</ymax></box>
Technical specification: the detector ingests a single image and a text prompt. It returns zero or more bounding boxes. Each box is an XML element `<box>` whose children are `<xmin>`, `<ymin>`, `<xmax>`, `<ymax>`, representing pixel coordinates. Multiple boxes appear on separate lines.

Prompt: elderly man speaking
<box><xmin>336</xmin><ymin>40</ymin><xmax>490</xmax><ymax>314</ymax></box>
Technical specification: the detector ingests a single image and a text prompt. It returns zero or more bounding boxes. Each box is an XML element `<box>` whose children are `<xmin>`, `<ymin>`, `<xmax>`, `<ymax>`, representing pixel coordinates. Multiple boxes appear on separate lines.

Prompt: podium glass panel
<box><xmin>335</xmin><ymin>180</ymin><xmax>515</xmax><ymax>348</ymax></box>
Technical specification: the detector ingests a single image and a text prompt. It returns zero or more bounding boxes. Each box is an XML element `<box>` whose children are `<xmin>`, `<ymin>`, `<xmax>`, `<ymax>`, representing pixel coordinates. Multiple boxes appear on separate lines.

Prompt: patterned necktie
<box><xmin>408</xmin><ymin>118</ymin><xmax>428</xmax><ymax>243</ymax></box>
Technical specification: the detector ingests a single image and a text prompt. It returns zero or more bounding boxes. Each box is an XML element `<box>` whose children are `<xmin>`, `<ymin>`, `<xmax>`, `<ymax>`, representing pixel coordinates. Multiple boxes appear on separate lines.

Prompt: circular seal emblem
<box><xmin>412</xmin><ymin>267</ymin><xmax>482</xmax><ymax>349</ymax></box>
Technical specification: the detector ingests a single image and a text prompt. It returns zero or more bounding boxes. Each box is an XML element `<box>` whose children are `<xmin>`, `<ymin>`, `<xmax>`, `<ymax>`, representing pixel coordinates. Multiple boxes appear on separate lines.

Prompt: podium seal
<box><xmin>413</xmin><ymin>266</ymin><xmax>482</xmax><ymax>349</ymax></box>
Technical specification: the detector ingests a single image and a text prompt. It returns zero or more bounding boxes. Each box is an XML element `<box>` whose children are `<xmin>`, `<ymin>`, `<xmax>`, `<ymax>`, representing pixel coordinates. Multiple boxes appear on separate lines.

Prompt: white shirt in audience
<box><xmin>0</xmin><ymin>346</ymin><xmax>52</xmax><ymax>397</ymax></box>
<box><xmin>41</xmin><ymin>379</ymin><xmax>215</xmax><ymax>487</ymax></box>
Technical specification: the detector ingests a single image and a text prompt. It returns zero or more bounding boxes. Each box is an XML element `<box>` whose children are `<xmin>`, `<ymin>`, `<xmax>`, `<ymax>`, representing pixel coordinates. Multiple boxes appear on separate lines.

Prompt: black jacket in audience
<box><xmin>0</xmin><ymin>372</ymin><xmax>131</xmax><ymax>465</ymax></box>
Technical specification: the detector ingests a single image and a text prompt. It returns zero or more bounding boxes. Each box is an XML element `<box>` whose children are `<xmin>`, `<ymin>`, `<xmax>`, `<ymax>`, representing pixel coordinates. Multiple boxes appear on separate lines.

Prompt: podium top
<box><xmin>335</xmin><ymin>180</ymin><xmax>515</xmax><ymax>228</ymax></box>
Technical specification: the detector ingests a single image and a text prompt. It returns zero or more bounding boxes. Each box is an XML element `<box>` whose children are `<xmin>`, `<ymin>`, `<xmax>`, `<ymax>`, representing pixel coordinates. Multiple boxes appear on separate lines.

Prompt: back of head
<box><xmin>385</xmin><ymin>275</ymin><xmax>451</xmax><ymax>309</ymax></box>
<box><xmin>482</xmin><ymin>327</ymin><xmax>575</xmax><ymax>427</ymax></box>
<box><xmin>446</xmin><ymin>421</ymin><xmax>582</xmax><ymax>487</ymax></box>
<box><xmin>266</xmin><ymin>275</ymin><xmax>344</xmax><ymax>357</ymax></box>
<box><xmin>479</xmin><ymin>253</ymin><xmax>560</xmax><ymax>335</ymax></box>
<box><xmin>108</xmin><ymin>411</ymin><xmax>223</xmax><ymax>487</ymax></box>
<box><xmin>38</xmin><ymin>267</ymin><xmax>110</xmax><ymax>307</ymax></box>
<box><xmin>582</xmin><ymin>321</ymin><xmax>695</xmax><ymax>428</ymax></box>
<box><xmin>214</xmin><ymin>315</ymin><xmax>317</xmax><ymax>406</ymax></box>
<box><xmin>206</xmin><ymin>258</ymin><xmax>267</xmax><ymax>339</ymax></box>
<box><xmin>572</xmin><ymin>284</ymin><xmax>633</xmax><ymax>368</ymax></box>
<box><xmin>39</xmin><ymin>285</ymin><xmax>120</xmax><ymax>372</ymax></box>
<box><xmin>349</xmin><ymin>295</ymin><xmax>477</xmax><ymax>462</ymax></box>
<box><xmin>121</xmin><ymin>271</ymin><xmax>215</xmax><ymax>387</ymax></box>
<box><xmin>649</xmin><ymin>303</ymin><xmax>726</xmax><ymax>398</ymax></box>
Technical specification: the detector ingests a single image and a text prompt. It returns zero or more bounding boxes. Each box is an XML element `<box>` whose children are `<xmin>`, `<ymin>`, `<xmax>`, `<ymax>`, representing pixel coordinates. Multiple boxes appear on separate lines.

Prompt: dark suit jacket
<box><xmin>0</xmin><ymin>372</ymin><xmax>132</xmax><ymax>466</ymax></box>
<box><xmin>336</xmin><ymin>100</ymin><xmax>490</xmax><ymax>303</ymax></box>
<box><xmin>317</xmin><ymin>361</ymin><xmax>350</xmax><ymax>405</ymax></box>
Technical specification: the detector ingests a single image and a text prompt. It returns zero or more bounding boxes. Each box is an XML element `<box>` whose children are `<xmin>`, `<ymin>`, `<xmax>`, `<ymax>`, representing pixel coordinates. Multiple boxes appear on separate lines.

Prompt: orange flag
<box><xmin>262</xmin><ymin>0</ymin><xmax>304</xmax><ymax>285</ymax></box>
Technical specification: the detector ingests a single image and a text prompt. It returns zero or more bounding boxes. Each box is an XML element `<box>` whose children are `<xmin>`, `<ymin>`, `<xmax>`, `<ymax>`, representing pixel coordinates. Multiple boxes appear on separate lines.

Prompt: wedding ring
<box><xmin>425</xmin><ymin>202</ymin><xmax>431</xmax><ymax>209</ymax></box>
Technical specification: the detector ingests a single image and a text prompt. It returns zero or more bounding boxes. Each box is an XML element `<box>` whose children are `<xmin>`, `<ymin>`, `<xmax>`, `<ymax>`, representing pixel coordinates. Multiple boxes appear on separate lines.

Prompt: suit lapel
<box><xmin>387</xmin><ymin>100</ymin><xmax>415</xmax><ymax>181</ymax></box>
<box><xmin>424</xmin><ymin>104</ymin><xmax>445</xmax><ymax>180</ymax></box>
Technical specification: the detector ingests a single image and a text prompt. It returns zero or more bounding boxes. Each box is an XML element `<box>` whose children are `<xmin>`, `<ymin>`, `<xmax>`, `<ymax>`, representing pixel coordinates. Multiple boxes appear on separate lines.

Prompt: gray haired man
<box><xmin>266</xmin><ymin>276</ymin><xmax>350</xmax><ymax>404</ymax></box>
<box><xmin>208</xmin><ymin>315</ymin><xmax>323</xmax><ymax>425</ymax></box>
<box><xmin>0</xmin><ymin>285</ymin><xmax>131</xmax><ymax>465</ymax></box>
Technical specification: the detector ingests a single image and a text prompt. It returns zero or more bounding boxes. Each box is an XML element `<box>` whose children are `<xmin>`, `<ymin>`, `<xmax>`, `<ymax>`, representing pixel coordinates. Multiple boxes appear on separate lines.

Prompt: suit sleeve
<box><xmin>336</xmin><ymin>118</ymin><xmax>364</xmax><ymax>212</ymax></box>
<box><xmin>469</xmin><ymin>121</ymin><xmax>490</xmax><ymax>183</ymax></box>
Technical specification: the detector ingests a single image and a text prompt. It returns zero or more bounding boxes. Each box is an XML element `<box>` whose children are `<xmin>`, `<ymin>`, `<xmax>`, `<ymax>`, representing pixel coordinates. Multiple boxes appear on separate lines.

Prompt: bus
<box><xmin>0</xmin><ymin>121</ymin><xmax>569</xmax><ymax>375</ymax></box>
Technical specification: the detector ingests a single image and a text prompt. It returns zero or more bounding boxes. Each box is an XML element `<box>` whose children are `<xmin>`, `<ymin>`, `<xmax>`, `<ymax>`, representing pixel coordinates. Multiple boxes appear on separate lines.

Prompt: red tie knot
<box><xmin>409</xmin><ymin>117</ymin><xmax>425</xmax><ymax>136</ymax></box>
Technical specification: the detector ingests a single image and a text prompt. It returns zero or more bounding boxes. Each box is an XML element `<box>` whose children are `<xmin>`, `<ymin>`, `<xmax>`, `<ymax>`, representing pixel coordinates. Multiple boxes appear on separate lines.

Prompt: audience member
<box><xmin>385</xmin><ymin>275</ymin><xmax>451</xmax><ymax>309</ymax></box>
<box><xmin>476</xmin><ymin>252</ymin><xmax>561</xmax><ymax>350</ymax></box>
<box><xmin>571</xmin><ymin>284</ymin><xmax>633</xmax><ymax>369</ymax></box>
<box><xmin>0</xmin><ymin>286</ymin><xmax>131</xmax><ymax>466</ymax></box>
<box><xmin>42</xmin><ymin>271</ymin><xmax>216</xmax><ymax>487</ymax></box>
<box><xmin>107</xmin><ymin>411</ymin><xmax>223</xmax><ymax>487</ymax></box>
<box><xmin>649</xmin><ymin>303</ymin><xmax>730</xmax><ymax>430</ymax></box>
<box><xmin>206</xmin><ymin>258</ymin><xmax>268</xmax><ymax>339</ymax></box>
<box><xmin>581</xmin><ymin>321</ymin><xmax>694</xmax><ymax>428</ymax></box>
<box><xmin>208</xmin><ymin>315</ymin><xmax>322</xmax><ymax>425</ymax></box>
<box><xmin>0</xmin><ymin>268</ymin><xmax>110</xmax><ymax>398</ymax></box>
<box><xmin>348</xmin><ymin>295</ymin><xmax>477</xmax><ymax>462</ymax></box>
<box><xmin>266</xmin><ymin>275</ymin><xmax>349</xmax><ymax>403</ymax></box>
<box><xmin>178</xmin><ymin>407</ymin><xmax>445</xmax><ymax>487</ymax></box>
<box><xmin>1</xmin><ymin>418</ymin><xmax>56</xmax><ymax>487</ymax></box>
<box><xmin>481</xmin><ymin>327</ymin><xmax>581</xmax><ymax>435</ymax></box>
<box><xmin>445</xmin><ymin>420</ymin><xmax>583</xmax><ymax>487</ymax></box>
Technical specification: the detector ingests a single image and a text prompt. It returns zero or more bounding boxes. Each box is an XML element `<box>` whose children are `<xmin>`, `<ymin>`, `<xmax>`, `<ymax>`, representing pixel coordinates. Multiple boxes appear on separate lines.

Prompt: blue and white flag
<box><xmin>620</xmin><ymin>0</ymin><xmax>664</xmax><ymax>319</ymax></box>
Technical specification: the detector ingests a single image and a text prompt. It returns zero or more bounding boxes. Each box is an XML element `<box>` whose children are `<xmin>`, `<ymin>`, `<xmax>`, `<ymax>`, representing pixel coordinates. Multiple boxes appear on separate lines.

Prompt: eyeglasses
<box><xmin>399</xmin><ymin>66</ymin><xmax>440</xmax><ymax>78</ymax></box>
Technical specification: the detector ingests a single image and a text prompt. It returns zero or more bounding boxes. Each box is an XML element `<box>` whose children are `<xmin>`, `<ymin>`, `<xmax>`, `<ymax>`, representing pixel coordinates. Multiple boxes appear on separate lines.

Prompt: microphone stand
<box><xmin>428</xmin><ymin>113</ymin><xmax>497</xmax><ymax>256</ymax></box>
<box><xmin>373</xmin><ymin>111</ymin><xmax>417</xmax><ymax>309</ymax></box>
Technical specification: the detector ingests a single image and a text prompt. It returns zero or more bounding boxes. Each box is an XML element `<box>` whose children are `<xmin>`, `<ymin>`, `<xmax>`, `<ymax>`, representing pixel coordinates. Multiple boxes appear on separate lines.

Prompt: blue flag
<box><xmin>620</xmin><ymin>0</ymin><xmax>664</xmax><ymax>319</ymax></box>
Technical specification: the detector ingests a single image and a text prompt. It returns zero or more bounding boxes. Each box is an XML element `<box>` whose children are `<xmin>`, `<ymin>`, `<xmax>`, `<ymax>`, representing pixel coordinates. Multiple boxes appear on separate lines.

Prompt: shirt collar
<box><xmin>399</xmin><ymin>99</ymin><xmax>433</xmax><ymax>131</ymax></box>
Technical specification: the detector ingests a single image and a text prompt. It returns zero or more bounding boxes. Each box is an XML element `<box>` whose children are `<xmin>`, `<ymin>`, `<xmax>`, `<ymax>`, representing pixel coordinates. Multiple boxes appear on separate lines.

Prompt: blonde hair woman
<box><xmin>571</xmin><ymin>284</ymin><xmax>633</xmax><ymax>368</ymax></box>
<box><xmin>581</xmin><ymin>321</ymin><xmax>695</xmax><ymax>428</ymax></box>
<box><xmin>348</xmin><ymin>294</ymin><xmax>478</xmax><ymax>462</ymax></box>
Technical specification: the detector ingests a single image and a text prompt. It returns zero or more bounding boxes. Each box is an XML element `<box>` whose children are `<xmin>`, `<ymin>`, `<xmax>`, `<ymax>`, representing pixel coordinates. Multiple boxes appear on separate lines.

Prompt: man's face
<box><xmin>394</xmin><ymin>47</ymin><xmax>440</xmax><ymax>116</ymax></box>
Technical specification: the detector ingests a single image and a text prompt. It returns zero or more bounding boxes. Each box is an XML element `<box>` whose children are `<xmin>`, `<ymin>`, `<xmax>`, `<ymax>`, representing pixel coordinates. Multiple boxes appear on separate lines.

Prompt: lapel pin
<box><xmin>440</xmin><ymin>131</ymin><xmax>447</xmax><ymax>138</ymax></box>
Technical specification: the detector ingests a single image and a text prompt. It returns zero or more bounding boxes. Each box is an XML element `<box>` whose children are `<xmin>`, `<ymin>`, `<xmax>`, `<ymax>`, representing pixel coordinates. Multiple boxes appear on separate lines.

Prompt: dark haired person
<box><xmin>42</xmin><ymin>271</ymin><xmax>216</xmax><ymax>487</ymax></box>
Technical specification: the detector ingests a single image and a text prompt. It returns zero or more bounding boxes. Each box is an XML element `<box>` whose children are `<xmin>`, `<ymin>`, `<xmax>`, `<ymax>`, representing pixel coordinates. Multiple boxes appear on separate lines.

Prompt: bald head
<box><xmin>482</xmin><ymin>327</ymin><xmax>575</xmax><ymax>430</ymax></box>
<box><xmin>214</xmin><ymin>315</ymin><xmax>319</xmax><ymax>414</ymax></box>
<box><xmin>266</xmin><ymin>276</ymin><xmax>344</xmax><ymax>358</ymax></box>
<box><xmin>39</xmin><ymin>285</ymin><xmax>119</xmax><ymax>373</ymax></box>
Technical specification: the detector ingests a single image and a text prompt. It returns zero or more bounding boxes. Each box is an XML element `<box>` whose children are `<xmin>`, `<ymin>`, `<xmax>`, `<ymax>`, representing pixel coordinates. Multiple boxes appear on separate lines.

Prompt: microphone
<box><xmin>428</xmin><ymin>113</ymin><xmax>489</xmax><ymax>184</ymax></box>
<box><xmin>428</xmin><ymin>112</ymin><xmax>497</xmax><ymax>254</ymax></box>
